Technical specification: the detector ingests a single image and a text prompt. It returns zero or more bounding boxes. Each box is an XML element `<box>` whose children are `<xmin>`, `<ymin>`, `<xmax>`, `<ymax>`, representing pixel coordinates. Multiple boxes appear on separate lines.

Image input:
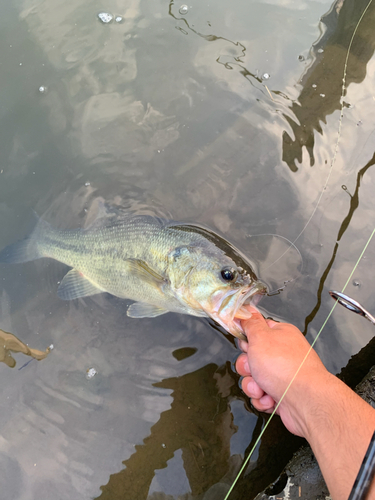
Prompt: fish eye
<box><xmin>220</xmin><ymin>267</ymin><xmax>237</xmax><ymax>282</ymax></box>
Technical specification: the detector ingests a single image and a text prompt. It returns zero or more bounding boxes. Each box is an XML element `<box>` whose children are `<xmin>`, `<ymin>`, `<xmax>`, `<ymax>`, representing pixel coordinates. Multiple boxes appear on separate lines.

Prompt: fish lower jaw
<box><xmin>210</xmin><ymin>313</ymin><xmax>247</xmax><ymax>341</ymax></box>
<box><xmin>233</xmin><ymin>306</ymin><xmax>253</xmax><ymax>320</ymax></box>
<box><xmin>230</xmin><ymin>322</ymin><xmax>247</xmax><ymax>341</ymax></box>
<box><xmin>231</xmin><ymin>318</ymin><xmax>247</xmax><ymax>341</ymax></box>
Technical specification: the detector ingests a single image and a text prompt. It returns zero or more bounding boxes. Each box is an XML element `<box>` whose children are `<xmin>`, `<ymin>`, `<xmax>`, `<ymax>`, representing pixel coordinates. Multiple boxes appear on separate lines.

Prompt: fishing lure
<box><xmin>329</xmin><ymin>291</ymin><xmax>375</xmax><ymax>326</ymax></box>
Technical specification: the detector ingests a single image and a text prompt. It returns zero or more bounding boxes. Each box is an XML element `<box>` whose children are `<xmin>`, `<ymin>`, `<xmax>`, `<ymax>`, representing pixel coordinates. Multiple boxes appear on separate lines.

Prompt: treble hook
<box><xmin>266</xmin><ymin>279</ymin><xmax>295</xmax><ymax>297</ymax></box>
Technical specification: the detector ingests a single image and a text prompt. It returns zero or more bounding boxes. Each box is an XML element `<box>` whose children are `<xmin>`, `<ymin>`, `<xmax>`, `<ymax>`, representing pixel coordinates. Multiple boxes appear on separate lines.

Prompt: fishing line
<box><xmin>246</xmin><ymin>234</ymin><xmax>303</xmax><ymax>295</ymax></box>
<box><xmin>265</xmin><ymin>0</ymin><xmax>374</xmax><ymax>271</ymax></box>
<box><xmin>246</xmin><ymin>233</ymin><xmax>303</xmax><ymax>272</ymax></box>
<box><xmin>224</xmin><ymin>1</ymin><xmax>374</xmax><ymax>497</ymax></box>
<box><xmin>224</xmin><ymin>227</ymin><xmax>375</xmax><ymax>500</ymax></box>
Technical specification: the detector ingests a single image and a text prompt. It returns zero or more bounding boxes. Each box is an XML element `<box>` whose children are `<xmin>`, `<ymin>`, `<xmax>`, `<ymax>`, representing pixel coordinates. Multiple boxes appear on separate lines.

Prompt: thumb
<box><xmin>241</xmin><ymin>307</ymin><xmax>269</xmax><ymax>340</ymax></box>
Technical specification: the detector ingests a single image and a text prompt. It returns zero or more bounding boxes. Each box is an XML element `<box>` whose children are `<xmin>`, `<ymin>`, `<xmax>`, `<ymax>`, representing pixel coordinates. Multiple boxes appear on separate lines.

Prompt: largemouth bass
<box><xmin>0</xmin><ymin>209</ymin><xmax>267</xmax><ymax>340</ymax></box>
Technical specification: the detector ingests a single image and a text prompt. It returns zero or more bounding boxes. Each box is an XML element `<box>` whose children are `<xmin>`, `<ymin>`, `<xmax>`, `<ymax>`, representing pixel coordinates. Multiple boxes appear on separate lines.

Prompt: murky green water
<box><xmin>1</xmin><ymin>0</ymin><xmax>375</xmax><ymax>498</ymax></box>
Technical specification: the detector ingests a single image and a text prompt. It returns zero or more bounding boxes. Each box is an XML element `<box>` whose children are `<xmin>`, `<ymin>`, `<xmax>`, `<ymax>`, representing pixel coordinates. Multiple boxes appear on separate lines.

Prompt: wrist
<box><xmin>293</xmin><ymin>374</ymin><xmax>375</xmax><ymax>499</ymax></box>
<box><xmin>282</xmin><ymin>369</ymin><xmax>335</xmax><ymax>441</ymax></box>
<box><xmin>289</xmin><ymin>371</ymin><xmax>375</xmax><ymax>457</ymax></box>
<box><xmin>302</xmin><ymin>372</ymin><xmax>341</xmax><ymax>443</ymax></box>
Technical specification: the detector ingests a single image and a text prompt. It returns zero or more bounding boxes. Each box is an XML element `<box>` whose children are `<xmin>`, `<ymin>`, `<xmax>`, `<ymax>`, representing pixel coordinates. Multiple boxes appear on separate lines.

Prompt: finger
<box><xmin>241</xmin><ymin>308</ymin><xmax>270</xmax><ymax>339</ymax></box>
<box><xmin>238</xmin><ymin>340</ymin><xmax>248</xmax><ymax>353</ymax></box>
<box><xmin>235</xmin><ymin>353</ymin><xmax>251</xmax><ymax>376</ymax></box>
<box><xmin>265</xmin><ymin>319</ymin><xmax>279</xmax><ymax>328</ymax></box>
<box><xmin>251</xmin><ymin>400</ymin><xmax>274</xmax><ymax>414</ymax></box>
<box><xmin>251</xmin><ymin>394</ymin><xmax>276</xmax><ymax>412</ymax></box>
<box><xmin>241</xmin><ymin>376</ymin><xmax>264</xmax><ymax>400</ymax></box>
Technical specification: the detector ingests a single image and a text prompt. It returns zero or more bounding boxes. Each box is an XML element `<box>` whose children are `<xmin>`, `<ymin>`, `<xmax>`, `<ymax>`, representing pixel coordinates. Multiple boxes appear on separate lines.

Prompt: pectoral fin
<box><xmin>57</xmin><ymin>269</ymin><xmax>102</xmax><ymax>300</ymax></box>
<box><xmin>127</xmin><ymin>302</ymin><xmax>169</xmax><ymax>318</ymax></box>
<box><xmin>126</xmin><ymin>259</ymin><xmax>167</xmax><ymax>287</ymax></box>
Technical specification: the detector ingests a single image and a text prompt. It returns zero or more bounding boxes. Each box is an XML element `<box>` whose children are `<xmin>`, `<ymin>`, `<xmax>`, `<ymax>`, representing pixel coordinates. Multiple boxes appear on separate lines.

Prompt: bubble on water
<box><xmin>320</xmin><ymin>93</ymin><xmax>325</xmax><ymax>97</ymax></box>
<box><xmin>38</xmin><ymin>85</ymin><xmax>47</xmax><ymax>94</ymax></box>
<box><xmin>86</xmin><ymin>367</ymin><xmax>97</xmax><ymax>379</ymax></box>
<box><xmin>298</xmin><ymin>55</ymin><xmax>305</xmax><ymax>61</ymax></box>
<box><xmin>115</xmin><ymin>16</ymin><xmax>123</xmax><ymax>23</ymax></box>
<box><xmin>179</xmin><ymin>5</ymin><xmax>188</xmax><ymax>14</ymax></box>
<box><xmin>317</xmin><ymin>48</ymin><xmax>324</xmax><ymax>53</ymax></box>
<box><xmin>312</xmin><ymin>84</ymin><xmax>317</xmax><ymax>88</ymax></box>
<box><xmin>261</xmin><ymin>73</ymin><xmax>270</xmax><ymax>80</ymax></box>
<box><xmin>98</xmin><ymin>12</ymin><xmax>113</xmax><ymax>23</ymax></box>
<box><xmin>162</xmin><ymin>443</ymin><xmax>167</xmax><ymax>448</ymax></box>
<box><xmin>85</xmin><ymin>181</ymin><xmax>91</xmax><ymax>187</ymax></box>
<box><xmin>352</xmin><ymin>279</ymin><xmax>361</xmax><ymax>287</ymax></box>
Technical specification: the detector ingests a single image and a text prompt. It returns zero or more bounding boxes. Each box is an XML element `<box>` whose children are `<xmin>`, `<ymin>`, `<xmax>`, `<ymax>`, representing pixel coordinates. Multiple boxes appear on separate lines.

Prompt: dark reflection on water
<box><xmin>172</xmin><ymin>347</ymin><xmax>198</xmax><ymax>361</ymax></box>
<box><xmin>96</xmin><ymin>361</ymin><xmax>302</xmax><ymax>500</ymax></box>
<box><xmin>282</xmin><ymin>0</ymin><xmax>375</xmax><ymax>171</ymax></box>
<box><xmin>0</xmin><ymin>0</ymin><xmax>375</xmax><ymax>498</ymax></box>
<box><xmin>97</xmin><ymin>362</ymin><xmax>241</xmax><ymax>499</ymax></box>
<box><xmin>304</xmin><ymin>151</ymin><xmax>375</xmax><ymax>334</ymax></box>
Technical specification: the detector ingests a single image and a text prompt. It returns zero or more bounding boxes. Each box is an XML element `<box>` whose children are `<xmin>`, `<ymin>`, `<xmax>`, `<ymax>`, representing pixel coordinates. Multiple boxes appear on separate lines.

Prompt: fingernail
<box><xmin>244</xmin><ymin>360</ymin><xmax>250</xmax><ymax>373</ymax></box>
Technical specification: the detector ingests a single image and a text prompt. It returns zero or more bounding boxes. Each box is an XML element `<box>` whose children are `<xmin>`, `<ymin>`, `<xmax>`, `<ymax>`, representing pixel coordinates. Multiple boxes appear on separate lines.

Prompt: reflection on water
<box><xmin>97</xmin><ymin>363</ymin><xmax>239</xmax><ymax>499</ymax></box>
<box><xmin>96</xmin><ymin>361</ymin><xmax>302</xmax><ymax>500</ymax></box>
<box><xmin>304</xmin><ymin>151</ymin><xmax>375</xmax><ymax>334</ymax></box>
<box><xmin>0</xmin><ymin>0</ymin><xmax>375</xmax><ymax>498</ymax></box>
<box><xmin>0</xmin><ymin>328</ymin><xmax>50</xmax><ymax>368</ymax></box>
<box><xmin>282</xmin><ymin>0</ymin><xmax>375</xmax><ymax>171</ymax></box>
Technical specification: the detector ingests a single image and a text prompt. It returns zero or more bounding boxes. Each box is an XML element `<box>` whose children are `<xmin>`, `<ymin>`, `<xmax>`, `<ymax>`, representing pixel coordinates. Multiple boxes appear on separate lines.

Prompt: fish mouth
<box><xmin>232</xmin><ymin>281</ymin><xmax>267</xmax><ymax>319</ymax></box>
<box><xmin>209</xmin><ymin>281</ymin><xmax>268</xmax><ymax>340</ymax></box>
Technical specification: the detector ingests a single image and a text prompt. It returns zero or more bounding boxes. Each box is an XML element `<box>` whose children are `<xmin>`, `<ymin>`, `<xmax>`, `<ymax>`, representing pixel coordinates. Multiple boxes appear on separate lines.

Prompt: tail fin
<box><xmin>0</xmin><ymin>238</ymin><xmax>42</xmax><ymax>263</ymax></box>
<box><xmin>0</xmin><ymin>213</ymin><xmax>50</xmax><ymax>264</ymax></box>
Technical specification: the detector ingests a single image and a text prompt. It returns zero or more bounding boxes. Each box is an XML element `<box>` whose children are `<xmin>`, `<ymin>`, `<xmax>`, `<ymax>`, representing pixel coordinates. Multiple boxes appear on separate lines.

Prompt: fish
<box><xmin>0</xmin><ymin>206</ymin><xmax>267</xmax><ymax>340</ymax></box>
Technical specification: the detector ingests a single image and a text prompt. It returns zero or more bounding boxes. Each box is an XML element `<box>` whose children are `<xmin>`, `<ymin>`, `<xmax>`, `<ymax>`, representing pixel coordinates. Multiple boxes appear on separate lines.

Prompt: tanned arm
<box><xmin>235</xmin><ymin>308</ymin><xmax>375</xmax><ymax>499</ymax></box>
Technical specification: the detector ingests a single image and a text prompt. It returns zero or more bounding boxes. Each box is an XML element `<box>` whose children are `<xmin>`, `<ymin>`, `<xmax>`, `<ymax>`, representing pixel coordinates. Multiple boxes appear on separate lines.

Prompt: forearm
<box><xmin>300</xmin><ymin>373</ymin><xmax>375</xmax><ymax>499</ymax></box>
<box><xmin>238</xmin><ymin>312</ymin><xmax>375</xmax><ymax>498</ymax></box>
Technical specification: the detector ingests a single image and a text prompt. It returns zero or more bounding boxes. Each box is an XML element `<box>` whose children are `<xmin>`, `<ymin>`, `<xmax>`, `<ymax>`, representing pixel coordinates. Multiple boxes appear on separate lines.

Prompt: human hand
<box><xmin>236</xmin><ymin>308</ymin><xmax>375</xmax><ymax>500</ymax></box>
<box><xmin>235</xmin><ymin>307</ymin><xmax>331</xmax><ymax>438</ymax></box>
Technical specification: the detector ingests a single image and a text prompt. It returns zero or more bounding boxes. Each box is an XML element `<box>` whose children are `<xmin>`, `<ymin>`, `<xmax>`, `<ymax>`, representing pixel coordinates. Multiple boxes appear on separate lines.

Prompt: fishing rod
<box><xmin>348</xmin><ymin>429</ymin><xmax>375</xmax><ymax>500</ymax></box>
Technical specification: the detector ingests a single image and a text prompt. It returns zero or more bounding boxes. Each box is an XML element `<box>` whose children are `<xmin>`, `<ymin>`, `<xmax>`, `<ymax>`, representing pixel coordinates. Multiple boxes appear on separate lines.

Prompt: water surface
<box><xmin>1</xmin><ymin>0</ymin><xmax>375</xmax><ymax>498</ymax></box>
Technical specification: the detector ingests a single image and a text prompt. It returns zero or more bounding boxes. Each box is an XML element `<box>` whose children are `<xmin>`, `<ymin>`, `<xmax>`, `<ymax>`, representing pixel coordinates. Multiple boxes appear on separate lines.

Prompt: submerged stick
<box><xmin>0</xmin><ymin>328</ymin><xmax>51</xmax><ymax>368</ymax></box>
